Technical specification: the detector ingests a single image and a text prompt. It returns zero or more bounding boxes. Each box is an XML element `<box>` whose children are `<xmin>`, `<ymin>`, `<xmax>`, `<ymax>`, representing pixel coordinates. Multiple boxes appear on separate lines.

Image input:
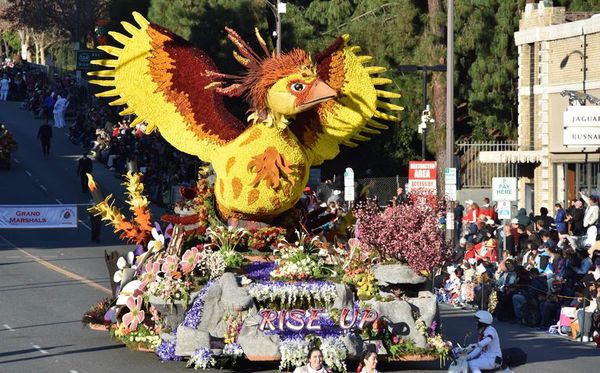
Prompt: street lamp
<box><xmin>396</xmin><ymin>64</ymin><xmax>446</xmax><ymax>160</ymax></box>
<box><xmin>418</xmin><ymin>105</ymin><xmax>435</xmax><ymax>159</ymax></box>
<box><xmin>559</xmin><ymin>30</ymin><xmax>587</xmax><ymax>96</ymax></box>
<box><xmin>264</xmin><ymin>1</ymin><xmax>287</xmax><ymax>56</ymax></box>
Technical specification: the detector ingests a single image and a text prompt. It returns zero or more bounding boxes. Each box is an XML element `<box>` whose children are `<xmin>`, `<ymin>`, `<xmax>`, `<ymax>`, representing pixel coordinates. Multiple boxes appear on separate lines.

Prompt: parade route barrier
<box><xmin>0</xmin><ymin>204</ymin><xmax>79</xmax><ymax>228</ymax></box>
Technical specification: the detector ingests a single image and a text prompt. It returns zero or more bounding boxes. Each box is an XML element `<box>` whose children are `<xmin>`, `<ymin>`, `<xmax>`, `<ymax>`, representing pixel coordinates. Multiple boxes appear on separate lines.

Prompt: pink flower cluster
<box><xmin>354</xmin><ymin>198</ymin><xmax>451</xmax><ymax>272</ymax></box>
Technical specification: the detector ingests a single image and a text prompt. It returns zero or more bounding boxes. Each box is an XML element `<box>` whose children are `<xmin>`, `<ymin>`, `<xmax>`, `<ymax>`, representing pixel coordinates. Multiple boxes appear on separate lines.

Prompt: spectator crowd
<box><xmin>437</xmin><ymin>196</ymin><xmax>600</xmax><ymax>345</ymax></box>
<box><xmin>1</xmin><ymin>63</ymin><xmax>204</xmax><ymax>206</ymax></box>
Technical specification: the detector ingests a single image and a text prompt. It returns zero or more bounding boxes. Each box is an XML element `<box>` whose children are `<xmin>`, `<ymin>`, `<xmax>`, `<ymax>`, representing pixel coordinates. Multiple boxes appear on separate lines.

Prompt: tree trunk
<box><xmin>40</xmin><ymin>33</ymin><xmax>46</xmax><ymax>65</ymax></box>
<box><xmin>3</xmin><ymin>38</ymin><xmax>9</xmax><ymax>59</ymax></box>
<box><xmin>18</xmin><ymin>28</ymin><xmax>27</xmax><ymax>61</ymax></box>
<box><xmin>427</xmin><ymin>0</ymin><xmax>448</xmax><ymax>191</ymax></box>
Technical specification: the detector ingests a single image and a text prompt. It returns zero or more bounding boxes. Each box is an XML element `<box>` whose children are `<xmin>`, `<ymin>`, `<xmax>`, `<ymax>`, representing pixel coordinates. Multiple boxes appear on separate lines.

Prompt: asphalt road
<box><xmin>0</xmin><ymin>101</ymin><xmax>598</xmax><ymax>372</ymax></box>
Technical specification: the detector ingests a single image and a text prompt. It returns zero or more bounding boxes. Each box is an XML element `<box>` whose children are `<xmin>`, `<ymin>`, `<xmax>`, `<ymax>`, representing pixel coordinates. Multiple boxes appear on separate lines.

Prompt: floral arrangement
<box><xmin>375</xmin><ymin>316</ymin><xmax>451</xmax><ymax>365</ymax></box>
<box><xmin>82</xmin><ymin>297</ymin><xmax>113</xmax><ymax>326</ymax></box>
<box><xmin>82</xmin><ymin>158</ymin><xmax>450</xmax><ymax>370</ymax></box>
<box><xmin>243</xmin><ymin>261</ymin><xmax>277</xmax><ymax>281</ymax></box>
<box><xmin>247</xmin><ymin>227</ymin><xmax>286</xmax><ymax>250</ymax></box>
<box><xmin>320</xmin><ymin>336</ymin><xmax>348</xmax><ymax>373</ymax></box>
<box><xmin>279</xmin><ymin>337</ymin><xmax>309</xmax><ymax>371</ymax></box>
<box><xmin>223</xmin><ymin>312</ymin><xmax>244</xmax><ymax>344</ymax></box>
<box><xmin>223</xmin><ymin>342</ymin><xmax>243</xmax><ymax>358</ymax></box>
<box><xmin>187</xmin><ymin>347</ymin><xmax>216</xmax><ymax>370</ymax></box>
<box><xmin>342</xmin><ymin>264</ymin><xmax>377</xmax><ymax>300</ymax></box>
<box><xmin>279</xmin><ymin>335</ymin><xmax>348</xmax><ymax>373</ymax></box>
<box><xmin>206</xmin><ymin>225</ymin><xmax>248</xmax><ymax>268</ymax></box>
<box><xmin>270</xmin><ymin>231</ymin><xmax>333</xmax><ymax>281</ymax></box>
<box><xmin>112</xmin><ymin>323</ymin><xmax>161</xmax><ymax>351</ymax></box>
<box><xmin>248</xmin><ymin>281</ymin><xmax>337</xmax><ymax>309</ymax></box>
<box><xmin>353</xmin><ymin>199</ymin><xmax>451</xmax><ymax>272</ymax></box>
<box><xmin>160</xmin><ymin>169</ymin><xmax>215</xmax><ymax>236</ymax></box>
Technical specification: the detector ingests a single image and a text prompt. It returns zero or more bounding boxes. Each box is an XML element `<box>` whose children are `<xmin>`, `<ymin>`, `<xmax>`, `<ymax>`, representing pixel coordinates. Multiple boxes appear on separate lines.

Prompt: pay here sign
<box><xmin>492</xmin><ymin>177</ymin><xmax>517</xmax><ymax>202</ymax></box>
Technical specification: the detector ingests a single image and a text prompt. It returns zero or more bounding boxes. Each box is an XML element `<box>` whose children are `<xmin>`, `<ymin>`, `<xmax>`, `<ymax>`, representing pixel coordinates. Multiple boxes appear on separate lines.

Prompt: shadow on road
<box><xmin>0</xmin><ymin>320</ymin><xmax>81</xmax><ymax>332</ymax></box>
<box><xmin>0</xmin><ymin>343</ymin><xmax>124</xmax><ymax>364</ymax></box>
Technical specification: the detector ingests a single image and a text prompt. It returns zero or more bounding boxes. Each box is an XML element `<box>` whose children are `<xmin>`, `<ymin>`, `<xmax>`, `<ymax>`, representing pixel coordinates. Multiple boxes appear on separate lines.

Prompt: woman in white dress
<box><xmin>356</xmin><ymin>349</ymin><xmax>379</xmax><ymax>373</ymax></box>
<box><xmin>293</xmin><ymin>347</ymin><xmax>330</xmax><ymax>373</ymax></box>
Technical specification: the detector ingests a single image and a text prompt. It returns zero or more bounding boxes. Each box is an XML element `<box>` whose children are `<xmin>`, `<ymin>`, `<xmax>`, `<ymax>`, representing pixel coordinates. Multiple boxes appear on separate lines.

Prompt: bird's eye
<box><xmin>291</xmin><ymin>82</ymin><xmax>306</xmax><ymax>92</ymax></box>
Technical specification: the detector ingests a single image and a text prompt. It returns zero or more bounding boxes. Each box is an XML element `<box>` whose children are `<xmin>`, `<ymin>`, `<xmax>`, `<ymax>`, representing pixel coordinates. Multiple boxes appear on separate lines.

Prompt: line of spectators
<box><xmin>438</xmin><ymin>196</ymin><xmax>600</xmax><ymax>344</ymax></box>
<box><xmin>3</xmin><ymin>63</ymin><xmax>209</xmax><ymax>207</ymax></box>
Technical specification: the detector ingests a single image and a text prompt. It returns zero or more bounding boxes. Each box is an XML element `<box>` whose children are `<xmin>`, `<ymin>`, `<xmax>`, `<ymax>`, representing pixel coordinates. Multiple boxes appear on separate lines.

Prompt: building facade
<box><xmin>480</xmin><ymin>1</ymin><xmax>600</xmax><ymax>213</ymax></box>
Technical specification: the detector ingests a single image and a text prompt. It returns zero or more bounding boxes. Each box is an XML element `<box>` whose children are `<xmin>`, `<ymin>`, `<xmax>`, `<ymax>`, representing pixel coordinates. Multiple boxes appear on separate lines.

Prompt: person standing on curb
<box><xmin>0</xmin><ymin>74</ymin><xmax>10</xmax><ymax>101</ymax></box>
<box><xmin>37</xmin><ymin>122</ymin><xmax>53</xmax><ymax>156</ymax></box>
<box><xmin>77</xmin><ymin>154</ymin><xmax>93</xmax><ymax>193</ymax></box>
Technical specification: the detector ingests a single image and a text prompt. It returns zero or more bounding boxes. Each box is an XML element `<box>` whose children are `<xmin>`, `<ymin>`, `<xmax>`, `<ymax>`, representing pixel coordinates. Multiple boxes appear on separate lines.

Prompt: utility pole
<box><xmin>446</xmin><ymin>0</ymin><xmax>455</xmax><ymax>244</ymax></box>
<box><xmin>276</xmin><ymin>1</ymin><xmax>282</xmax><ymax>56</ymax></box>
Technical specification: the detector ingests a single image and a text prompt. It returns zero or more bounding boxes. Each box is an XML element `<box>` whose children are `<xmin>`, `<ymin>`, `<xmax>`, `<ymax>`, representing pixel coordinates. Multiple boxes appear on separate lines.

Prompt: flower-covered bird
<box><xmin>90</xmin><ymin>12</ymin><xmax>402</xmax><ymax>221</ymax></box>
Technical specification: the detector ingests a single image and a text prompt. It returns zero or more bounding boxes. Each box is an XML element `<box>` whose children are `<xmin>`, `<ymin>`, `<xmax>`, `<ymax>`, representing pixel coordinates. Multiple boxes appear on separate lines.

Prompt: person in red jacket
<box><xmin>479</xmin><ymin>197</ymin><xmax>497</xmax><ymax>221</ymax></box>
<box><xmin>463</xmin><ymin>201</ymin><xmax>480</xmax><ymax>225</ymax></box>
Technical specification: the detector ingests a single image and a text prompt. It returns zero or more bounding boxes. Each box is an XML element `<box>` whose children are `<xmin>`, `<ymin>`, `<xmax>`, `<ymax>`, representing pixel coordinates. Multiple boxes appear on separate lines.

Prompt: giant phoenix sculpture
<box><xmin>89</xmin><ymin>12</ymin><xmax>402</xmax><ymax>221</ymax></box>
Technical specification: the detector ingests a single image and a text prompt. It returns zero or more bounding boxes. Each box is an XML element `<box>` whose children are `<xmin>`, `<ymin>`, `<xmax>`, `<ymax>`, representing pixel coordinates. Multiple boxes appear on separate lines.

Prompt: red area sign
<box><xmin>408</xmin><ymin>161</ymin><xmax>437</xmax><ymax>193</ymax></box>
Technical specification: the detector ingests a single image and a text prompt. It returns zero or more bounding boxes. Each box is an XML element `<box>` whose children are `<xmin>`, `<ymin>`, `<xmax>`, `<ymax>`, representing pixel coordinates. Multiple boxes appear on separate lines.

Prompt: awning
<box><xmin>478</xmin><ymin>150</ymin><xmax>543</xmax><ymax>164</ymax></box>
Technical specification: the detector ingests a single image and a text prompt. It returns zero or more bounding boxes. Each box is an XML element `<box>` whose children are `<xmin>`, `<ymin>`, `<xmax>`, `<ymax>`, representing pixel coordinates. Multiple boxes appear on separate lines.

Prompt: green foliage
<box><xmin>48</xmin><ymin>41</ymin><xmax>76</xmax><ymax>70</ymax></box>
<box><xmin>139</xmin><ymin>0</ymin><xmax>600</xmax><ymax>174</ymax></box>
<box><xmin>1</xmin><ymin>31</ymin><xmax>20</xmax><ymax>55</ymax></box>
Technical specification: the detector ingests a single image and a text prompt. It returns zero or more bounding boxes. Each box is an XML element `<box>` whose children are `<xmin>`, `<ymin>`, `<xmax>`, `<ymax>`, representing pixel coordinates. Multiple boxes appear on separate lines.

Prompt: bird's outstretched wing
<box><xmin>290</xmin><ymin>35</ymin><xmax>403</xmax><ymax>166</ymax></box>
<box><xmin>89</xmin><ymin>12</ymin><xmax>245</xmax><ymax>164</ymax></box>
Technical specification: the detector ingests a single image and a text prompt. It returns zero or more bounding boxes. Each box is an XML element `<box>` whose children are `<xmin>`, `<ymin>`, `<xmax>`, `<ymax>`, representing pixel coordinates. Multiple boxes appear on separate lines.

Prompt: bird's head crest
<box><xmin>204</xmin><ymin>27</ymin><xmax>322</xmax><ymax>117</ymax></box>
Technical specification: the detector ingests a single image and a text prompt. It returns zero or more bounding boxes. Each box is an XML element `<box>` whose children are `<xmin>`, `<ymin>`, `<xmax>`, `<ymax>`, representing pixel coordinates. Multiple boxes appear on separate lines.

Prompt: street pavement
<box><xmin>0</xmin><ymin>101</ymin><xmax>599</xmax><ymax>372</ymax></box>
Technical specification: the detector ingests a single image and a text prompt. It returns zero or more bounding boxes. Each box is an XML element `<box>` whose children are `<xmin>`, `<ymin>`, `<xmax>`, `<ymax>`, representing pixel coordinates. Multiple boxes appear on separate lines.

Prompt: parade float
<box><xmin>83</xmin><ymin>12</ymin><xmax>452</xmax><ymax>371</ymax></box>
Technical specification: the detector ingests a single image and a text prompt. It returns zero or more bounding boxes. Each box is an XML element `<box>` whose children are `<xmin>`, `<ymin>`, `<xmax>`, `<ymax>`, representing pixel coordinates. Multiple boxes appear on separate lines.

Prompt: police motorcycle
<box><xmin>448</xmin><ymin>311</ymin><xmax>527</xmax><ymax>373</ymax></box>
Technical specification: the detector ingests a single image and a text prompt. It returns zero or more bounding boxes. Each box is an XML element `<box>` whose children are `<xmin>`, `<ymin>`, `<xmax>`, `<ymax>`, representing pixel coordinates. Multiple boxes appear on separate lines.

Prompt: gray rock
<box><xmin>196</xmin><ymin>282</ymin><xmax>227</xmax><ymax>338</ymax></box>
<box><xmin>410</xmin><ymin>293</ymin><xmax>438</xmax><ymax>331</ymax></box>
<box><xmin>175</xmin><ymin>326</ymin><xmax>210</xmax><ymax>356</ymax></box>
<box><xmin>341</xmin><ymin>333</ymin><xmax>363</xmax><ymax>358</ymax></box>
<box><xmin>367</xmin><ymin>299</ymin><xmax>427</xmax><ymax>347</ymax></box>
<box><xmin>332</xmin><ymin>283</ymin><xmax>354</xmax><ymax>311</ymax></box>
<box><xmin>373</xmin><ymin>263</ymin><xmax>427</xmax><ymax>285</ymax></box>
<box><xmin>195</xmin><ymin>274</ymin><xmax>253</xmax><ymax>338</ymax></box>
<box><xmin>237</xmin><ymin>310</ymin><xmax>282</xmax><ymax>361</ymax></box>
<box><xmin>219</xmin><ymin>272</ymin><xmax>254</xmax><ymax>311</ymax></box>
<box><xmin>149</xmin><ymin>296</ymin><xmax>186</xmax><ymax>331</ymax></box>
<box><xmin>160</xmin><ymin>332</ymin><xmax>177</xmax><ymax>342</ymax></box>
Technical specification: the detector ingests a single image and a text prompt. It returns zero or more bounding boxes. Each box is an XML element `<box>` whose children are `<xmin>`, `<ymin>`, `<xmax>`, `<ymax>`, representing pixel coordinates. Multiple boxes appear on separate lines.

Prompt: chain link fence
<box><xmin>314</xmin><ymin>176</ymin><xmax>408</xmax><ymax>206</ymax></box>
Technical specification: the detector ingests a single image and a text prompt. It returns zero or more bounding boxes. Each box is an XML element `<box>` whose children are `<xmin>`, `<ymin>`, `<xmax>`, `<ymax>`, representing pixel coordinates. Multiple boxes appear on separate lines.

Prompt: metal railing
<box><xmin>456</xmin><ymin>141</ymin><xmax>519</xmax><ymax>188</ymax></box>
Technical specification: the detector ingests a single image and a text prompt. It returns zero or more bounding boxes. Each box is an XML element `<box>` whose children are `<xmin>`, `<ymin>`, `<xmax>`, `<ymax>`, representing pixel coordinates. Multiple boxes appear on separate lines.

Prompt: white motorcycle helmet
<box><xmin>475</xmin><ymin>310</ymin><xmax>493</xmax><ymax>325</ymax></box>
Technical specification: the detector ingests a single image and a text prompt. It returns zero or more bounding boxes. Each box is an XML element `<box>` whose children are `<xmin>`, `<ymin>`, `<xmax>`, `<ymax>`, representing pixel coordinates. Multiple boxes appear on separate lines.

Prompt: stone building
<box><xmin>480</xmin><ymin>1</ymin><xmax>600</xmax><ymax>213</ymax></box>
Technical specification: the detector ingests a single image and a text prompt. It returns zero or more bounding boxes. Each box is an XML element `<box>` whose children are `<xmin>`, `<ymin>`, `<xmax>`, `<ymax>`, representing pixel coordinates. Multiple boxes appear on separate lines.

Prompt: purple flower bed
<box><xmin>243</xmin><ymin>261</ymin><xmax>276</xmax><ymax>281</ymax></box>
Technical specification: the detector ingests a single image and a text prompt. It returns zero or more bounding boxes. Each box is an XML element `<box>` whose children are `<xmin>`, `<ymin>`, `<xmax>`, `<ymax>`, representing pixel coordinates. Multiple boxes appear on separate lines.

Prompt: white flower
<box><xmin>240</xmin><ymin>276</ymin><xmax>252</xmax><ymax>286</ymax></box>
<box><xmin>147</xmin><ymin>227</ymin><xmax>165</xmax><ymax>253</ymax></box>
<box><xmin>113</xmin><ymin>251</ymin><xmax>137</xmax><ymax>283</ymax></box>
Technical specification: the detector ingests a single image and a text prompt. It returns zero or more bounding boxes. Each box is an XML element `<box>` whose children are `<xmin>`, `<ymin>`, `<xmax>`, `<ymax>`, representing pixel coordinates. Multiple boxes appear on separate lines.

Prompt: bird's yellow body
<box><xmin>213</xmin><ymin>123</ymin><xmax>308</xmax><ymax>220</ymax></box>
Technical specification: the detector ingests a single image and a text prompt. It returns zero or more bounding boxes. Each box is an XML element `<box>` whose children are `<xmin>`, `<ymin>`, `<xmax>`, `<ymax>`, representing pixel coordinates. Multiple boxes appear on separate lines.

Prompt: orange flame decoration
<box><xmin>87</xmin><ymin>172</ymin><xmax>153</xmax><ymax>245</ymax></box>
<box><xmin>86</xmin><ymin>173</ymin><xmax>105</xmax><ymax>203</ymax></box>
<box><xmin>86</xmin><ymin>173</ymin><xmax>97</xmax><ymax>191</ymax></box>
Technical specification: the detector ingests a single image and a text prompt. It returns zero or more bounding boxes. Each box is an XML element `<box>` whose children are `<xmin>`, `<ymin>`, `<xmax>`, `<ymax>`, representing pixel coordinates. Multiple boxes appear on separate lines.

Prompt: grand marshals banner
<box><xmin>0</xmin><ymin>205</ymin><xmax>78</xmax><ymax>229</ymax></box>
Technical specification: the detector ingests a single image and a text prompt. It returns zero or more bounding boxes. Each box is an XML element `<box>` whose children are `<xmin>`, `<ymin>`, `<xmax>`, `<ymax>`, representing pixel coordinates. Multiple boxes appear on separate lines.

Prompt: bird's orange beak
<box><xmin>296</xmin><ymin>79</ymin><xmax>337</xmax><ymax>111</ymax></box>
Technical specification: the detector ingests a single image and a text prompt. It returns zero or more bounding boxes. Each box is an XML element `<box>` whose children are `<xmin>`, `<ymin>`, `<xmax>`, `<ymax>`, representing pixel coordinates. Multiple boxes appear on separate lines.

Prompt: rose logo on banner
<box><xmin>0</xmin><ymin>205</ymin><xmax>78</xmax><ymax>229</ymax></box>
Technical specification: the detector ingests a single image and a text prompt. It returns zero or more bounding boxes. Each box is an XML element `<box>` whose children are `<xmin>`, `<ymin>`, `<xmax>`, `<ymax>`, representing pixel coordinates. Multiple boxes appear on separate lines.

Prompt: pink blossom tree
<box><xmin>353</xmin><ymin>196</ymin><xmax>451</xmax><ymax>272</ymax></box>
